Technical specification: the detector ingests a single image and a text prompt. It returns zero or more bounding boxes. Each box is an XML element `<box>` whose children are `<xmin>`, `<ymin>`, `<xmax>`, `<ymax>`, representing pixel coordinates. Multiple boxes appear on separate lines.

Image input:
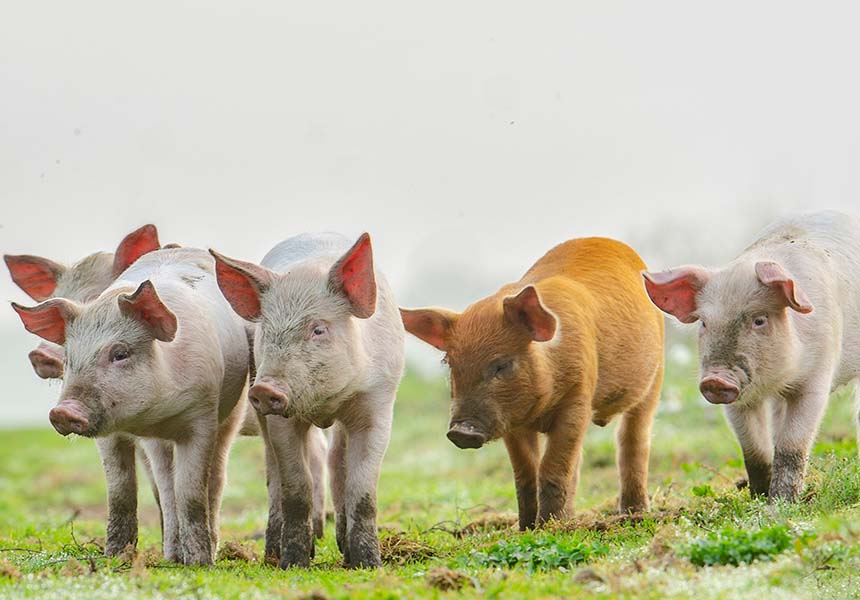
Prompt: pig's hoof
<box><xmin>345</xmin><ymin>539</ymin><xmax>382</xmax><ymax>569</ymax></box>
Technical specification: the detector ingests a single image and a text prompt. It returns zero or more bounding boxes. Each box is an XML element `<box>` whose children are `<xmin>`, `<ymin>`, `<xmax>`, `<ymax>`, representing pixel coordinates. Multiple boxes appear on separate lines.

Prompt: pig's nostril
<box><xmin>248</xmin><ymin>383</ymin><xmax>288</xmax><ymax>415</ymax></box>
<box><xmin>49</xmin><ymin>405</ymin><xmax>89</xmax><ymax>436</ymax></box>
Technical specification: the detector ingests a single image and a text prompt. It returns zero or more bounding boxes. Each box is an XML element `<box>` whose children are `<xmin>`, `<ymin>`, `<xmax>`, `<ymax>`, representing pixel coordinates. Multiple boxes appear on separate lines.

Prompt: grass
<box><xmin>1</xmin><ymin>339</ymin><xmax>859</xmax><ymax>599</ymax></box>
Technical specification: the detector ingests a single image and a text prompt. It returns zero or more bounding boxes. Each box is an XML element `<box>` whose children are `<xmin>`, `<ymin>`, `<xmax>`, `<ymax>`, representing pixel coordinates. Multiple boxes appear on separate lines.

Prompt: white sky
<box><xmin>2</xmin><ymin>1</ymin><xmax>859</xmax><ymax>424</ymax></box>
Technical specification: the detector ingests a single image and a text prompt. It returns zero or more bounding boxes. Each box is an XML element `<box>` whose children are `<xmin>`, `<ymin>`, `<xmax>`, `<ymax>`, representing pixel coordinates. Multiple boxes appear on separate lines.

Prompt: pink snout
<box><xmin>248</xmin><ymin>377</ymin><xmax>289</xmax><ymax>416</ymax></box>
<box><xmin>29</xmin><ymin>345</ymin><xmax>64</xmax><ymax>379</ymax></box>
<box><xmin>699</xmin><ymin>375</ymin><xmax>740</xmax><ymax>405</ymax></box>
<box><xmin>49</xmin><ymin>401</ymin><xmax>90</xmax><ymax>436</ymax></box>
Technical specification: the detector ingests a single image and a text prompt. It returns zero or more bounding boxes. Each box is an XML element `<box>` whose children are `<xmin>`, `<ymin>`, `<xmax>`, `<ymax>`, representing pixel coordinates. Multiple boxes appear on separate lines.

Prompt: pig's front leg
<box><xmin>770</xmin><ymin>381</ymin><xmax>829</xmax><ymax>501</ymax></box>
<box><xmin>267</xmin><ymin>416</ymin><xmax>315</xmax><ymax>568</ymax></box>
<box><xmin>343</xmin><ymin>408</ymin><xmax>393</xmax><ymax>569</ymax></box>
<box><xmin>96</xmin><ymin>434</ymin><xmax>138</xmax><ymax>555</ymax></box>
<box><xmin>174</xmin><ymin>426</ymin><xmax>216</xmax><ymax>565</ymax></box>
<box><xmin>503</xmin><ymin>431</ymin><xmax>539</xmax><ymax>530</ymax></box>
<box><xmin>536</xmin><ymin>404</ymin><xmax>589</xmax><ymax>525</ymax></box>
<box><xmin>724</xmin><ymin>401</ymin><xmax>773</xmax><ymax>496</ymax></box>
<box><xmin>139</xmin><ymin>439</ymin><xmax>180</xmax><ymax>562</ymax></box>
<box><xmin>308</xmin><ymin>426</ymin><xmax>328</xmax><ymax>539</ymax></box>
<box><xmin>258</xmin><ymin>414</ymin><xmax>283</xmax><ymax>564</ymax></box>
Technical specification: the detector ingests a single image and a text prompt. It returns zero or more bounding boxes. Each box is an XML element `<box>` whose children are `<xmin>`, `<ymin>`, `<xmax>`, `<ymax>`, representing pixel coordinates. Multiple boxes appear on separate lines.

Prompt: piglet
<box><xmin>12</xmin><ymin>247</ymin><xmax>250</xmax><ymax>564</ymax></box>
<box><xmin>210</xmin><ymin>232</ymin><xmax>405</xmax><ymax>568</ymax></box>
<box><xmin>5</xmin><ymin>224</ymin><xmax>163</xmax><ymax>379</ymax></box>
<box><xmin>643</xmin><ymin>211</ymin><xmax>860</xmax><ymax>500</ymax></box>
<box><xmin>402</xmin><ymin>238</ymin><xmax>665</xmax><ymax>529</ymax></box>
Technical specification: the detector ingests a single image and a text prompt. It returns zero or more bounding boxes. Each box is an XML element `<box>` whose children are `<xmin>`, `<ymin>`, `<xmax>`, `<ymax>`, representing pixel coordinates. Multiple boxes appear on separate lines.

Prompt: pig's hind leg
<box><xmin>329</xmin><ymin>423</ymin><xmax>348</xmax><ymax>562</ymax></box>
<box><xmin>207</xmin><ymin>399</ymin><xmax>244</xmax><ymax>556</ymax></box>
<box><xmin>139</xmin><ymin>439</ymin><xmax>181</xmax><ymax>562</ymax></box>
<box><xmin>308</xmin><ymin>427</ymin><xmax>328</xmax><ymax>539</ymax></box>
<box><xmin>96</xmin><ymin>434</ymin><xmax>139</xmax><ymax>556</ymax></box>
<box><xmin>616</xmin><ymin>372</ymin><xmax>661</xmax><ymax>514</ymax></box>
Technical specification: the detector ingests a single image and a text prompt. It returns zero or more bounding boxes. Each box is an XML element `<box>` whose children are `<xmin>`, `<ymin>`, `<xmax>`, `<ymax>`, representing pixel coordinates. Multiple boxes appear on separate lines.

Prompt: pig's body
<box><xmin>14</xmin><ymin>248</ymin><xmax>250</xmax><ymax>564</ymax></box>
<box><xmin>402</xmin><ymin>238</ymin><xmax>664</xmax><ymax>529</ymax></box>
<box><xmin>644</xmin><ymin>211</ymin><xmax>860</xmax><ymax>500</ymax></box>
<box><xmin>210</xmin><ymin>232</ymin><xmax>404</xmax><ymax>568</ymax></box>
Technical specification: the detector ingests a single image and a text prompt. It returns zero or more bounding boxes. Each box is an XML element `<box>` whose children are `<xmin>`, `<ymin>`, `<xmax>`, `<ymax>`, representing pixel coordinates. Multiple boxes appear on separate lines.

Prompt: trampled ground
<box><xmin>1</xmin><ymin>346</ymin><xmax>859</xmax><ymax>599</ymax></box>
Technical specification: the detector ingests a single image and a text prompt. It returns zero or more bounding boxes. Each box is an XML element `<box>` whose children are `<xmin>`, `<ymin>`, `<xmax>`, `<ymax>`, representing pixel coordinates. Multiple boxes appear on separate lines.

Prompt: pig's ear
<box><xmin>642</xmin><ymin>266</ymin><xmax>710</xmax><ymax>323</ymax></box>
<box><xmin>209</xmin><ymin>249</ymin><xmax>272</xmax><ymax>322</ymax></box>
<box><xmin>4</xmin><ymin>255</ymin><xmax>66</xmax><ymax>301</ymax></box>
<box><xmin>755</xmin><ymin>262</ymin><xmax>813</xmax><ymax>314</ymax></box>
<box><xmin>503</xmin><ymin>285</ymin><xmax>557</xmax><ymax>342</ymax></box>
<box><xmin>113</xmin><ymin>224</ymin><xmax>161</xmax><ymax>277</ymax></box>
<box><xmin>118</xmin><ymin>280</ymin><xmax>178</xmax><ymax>342</ymax></box>
<box><xmin>400</xmin><ymin>307</ymin><xmax>459</xmax><ymax>351</ymax></box>
<box><xmin>11</xmin><ymin>298</ymin><xmax>80</xmax><ymax>345</ymax></box>
<box><xmin>329</xmin><ymin>233</ymin><xmax>376</xmax><ymax>319</ymax></box>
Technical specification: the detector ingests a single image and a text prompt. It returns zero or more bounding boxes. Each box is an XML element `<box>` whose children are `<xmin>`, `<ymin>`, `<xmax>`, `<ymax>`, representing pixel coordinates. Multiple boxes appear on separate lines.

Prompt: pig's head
<box><xmin>4</xmin><ymin>224</ymin><xmax>161</xmax><ymax>380</ymax></box>
<box><xmin>11</xmin><ymin>279</ymin><xmax>177</xmax><ymax>437</ymax></box>
<box><xmin>210</xmin><ymin>233</ymin><xmax>377</xmax><ymax>420</ymax></box>
<box><xmin>401</xmin><ymin>285</ymin><xmax>557</xmax><ymax>449</ymax></box>
<box><xmin>643</xmin><ymin>261</ymin><xmax>813</xmax><ymax>405</ymax></box>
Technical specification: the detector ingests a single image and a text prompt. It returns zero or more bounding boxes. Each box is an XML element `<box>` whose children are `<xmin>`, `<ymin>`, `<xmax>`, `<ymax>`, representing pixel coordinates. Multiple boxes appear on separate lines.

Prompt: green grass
<box><xmin>1</xmin><ymin>342</ymin><xmax>859</xmax><ymax>599</ymax></box>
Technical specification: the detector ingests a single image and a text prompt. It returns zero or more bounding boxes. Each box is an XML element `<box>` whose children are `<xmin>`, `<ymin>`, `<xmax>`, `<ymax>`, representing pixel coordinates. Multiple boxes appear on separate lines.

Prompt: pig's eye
<box><xmin>110</xmin><ymin>346</ymin><xmax>131</xmax><ymax>363</ymax></box>
<box><xmin>491</xmin><ymin>359</ymin><xmax>514</xmax><ymax>379</ymax></box>
<box><xmin>752</xmin><ymin>315</ymin><xmax>768</xmax><ymax>329</ymax></box>
<box><xmin>310</xmin><ymin>323</ymin><xmax>328</xmax><ymax>339</ymax></box>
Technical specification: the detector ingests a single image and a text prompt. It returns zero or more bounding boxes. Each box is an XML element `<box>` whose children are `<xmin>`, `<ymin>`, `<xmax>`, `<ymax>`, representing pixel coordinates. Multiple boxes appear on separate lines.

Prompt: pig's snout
<box><xmin>29</xmin><ymin>345</ymin><xmax>64</xmax><ymax>379</ymax></box>
<box><xmin>447</xmin><ymin>420</ymin><xmax>488</xmax><ymax>449</ymax></box>
<box><xmin>699</xmin><ymin>375</ymin><xmax>740</xmax><ymax>405</ymax></box>
<box><xmin>49</xmin><ymin>401</ymin><xmax>90</xmax><ymax>436</ymax></box>
<box><xmin>248</xmin><ymin>377</ymin><xmax>289</xmax><ymax>415</ymax></box>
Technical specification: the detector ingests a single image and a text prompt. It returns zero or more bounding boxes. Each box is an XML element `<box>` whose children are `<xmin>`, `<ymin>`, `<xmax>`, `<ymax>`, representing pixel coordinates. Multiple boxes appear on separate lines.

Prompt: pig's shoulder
<box><xmin>261</xmin><ymin>233</ymin><xmax>352</xmax><ymax>271</ymax></box>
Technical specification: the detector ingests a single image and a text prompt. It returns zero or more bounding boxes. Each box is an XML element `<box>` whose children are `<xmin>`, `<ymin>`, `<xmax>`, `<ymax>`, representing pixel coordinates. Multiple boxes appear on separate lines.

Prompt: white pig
<box><xmin>643</xmin><ymin>211</ymin><xmax>860</xmax><ymax>500</ymax></box>
<box><xmin>12</xmin><ymin>247</ymin><xmax>250</xmax><ymax>564</ymax></box>
<box><xmin>210</xmin><ymin>232</ymin><xmax>405</xmax><ymax>568</ymax></box>
<box><xmin>5</xmin><ymin>224</ymin><xmax>164</xmax><ymax>379</ymax></box>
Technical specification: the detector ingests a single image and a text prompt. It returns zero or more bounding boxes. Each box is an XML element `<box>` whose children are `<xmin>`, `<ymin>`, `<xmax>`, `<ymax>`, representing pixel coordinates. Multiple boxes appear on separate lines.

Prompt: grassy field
<box><xmin>1</xmin><ymin>338</ymin><xmax>859</xmax><ymax>599</ymax></box>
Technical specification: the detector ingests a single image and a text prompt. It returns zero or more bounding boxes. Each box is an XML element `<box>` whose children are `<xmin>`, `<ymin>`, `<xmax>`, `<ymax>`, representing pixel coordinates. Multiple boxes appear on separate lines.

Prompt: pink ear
<box><xmin>113</xmin><ymin>224</ymin><xmax>161</xmax><ymax>276</ymax></box>
<box><xmin>11</xmin><ymin>299</ymin><xmax>79</xmax><ymax>345</ymax></box>
<box><xmin>642</xmin><ymin>266</ymin><xmax>710</xmax><ymax>323</ymax></box>
<box><xmin>400</xmin><ymin>307</ymin><xmax>459</xmax><ymax>351</ymax></box>
<box><xmin>4</xmin><ymin>255</ymin><xmax>66</xmax><ymax>301</ymax></box>
<box><xmin>329</xmin><ymin>233</ymin><xmax>377</xmax><ymax>319</ymax></box>
<box><xmin>209</xmin><ymin>250</ymin><xmax>271</xmax><ymax>321</ymax></box>
<box><xmin>118</xmin><ymin>281</ymin><xmax>177</xmax><ymax>342</ymax></box>
<box><xmin>755</xmin><ymin>262</ymin><xmax>813</xmax><ymax>314</ymax></box>
<box><xmin>503</xmin><ymin>285</ymin><xmax>557</xmax><ymax>342</ymax></box>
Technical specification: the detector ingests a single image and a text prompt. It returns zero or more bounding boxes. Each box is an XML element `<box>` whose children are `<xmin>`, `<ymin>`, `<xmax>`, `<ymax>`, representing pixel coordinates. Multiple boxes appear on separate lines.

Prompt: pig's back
<box><xmin>745</xmin><ymin>211</ymin><xmax>860</xmax><ymax>386</ymax></box>
<box><xmin>261</xmin><ymin>233</ymin><xmax>352</xmax><ymax>272</ymax></box>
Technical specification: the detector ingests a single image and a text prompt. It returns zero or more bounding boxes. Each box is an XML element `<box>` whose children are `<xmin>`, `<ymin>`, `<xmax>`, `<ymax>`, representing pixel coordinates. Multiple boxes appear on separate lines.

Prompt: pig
<box><xmin>5</xmin><ymin>224</ymin><xmax>171</xmax><ymax>547</ymax></box>
<box><xmin>5</xmin><ymin>224</ymin><xmax>164</xmax><ymax>379</ymax></box>
<box><xmin>401</xmin><ymin>237</ymin><xmax>665</xmax><ymax>530</ymax></box>
<box><xmin>643</xmin><ymin>211</ymin><xmax>860</xmax><ymax>501</ymax></box>
<box><xmin>12</xmin><ymin>247</ymin><xmax>250</xmax><ymax>565</ymax></box>
<box><xmin>209</xmin><ymin>232</ymin><xmax>405</xmax><ymax>568</ymax></box>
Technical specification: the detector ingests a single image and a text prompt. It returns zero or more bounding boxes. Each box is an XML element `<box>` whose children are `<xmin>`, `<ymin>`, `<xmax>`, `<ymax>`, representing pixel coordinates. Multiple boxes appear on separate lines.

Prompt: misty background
<box><xmin>2</xmin><ymin>2</ymin><xmax>859</xmax><ymax>426</ymax></box>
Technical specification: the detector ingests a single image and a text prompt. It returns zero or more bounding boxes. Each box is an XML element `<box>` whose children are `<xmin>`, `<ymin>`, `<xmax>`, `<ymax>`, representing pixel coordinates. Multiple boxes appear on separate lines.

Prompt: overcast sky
<box><xmin>2</xmin><ymin>2</ymin><xmax>859</xmax><ymax>424</ymax></box>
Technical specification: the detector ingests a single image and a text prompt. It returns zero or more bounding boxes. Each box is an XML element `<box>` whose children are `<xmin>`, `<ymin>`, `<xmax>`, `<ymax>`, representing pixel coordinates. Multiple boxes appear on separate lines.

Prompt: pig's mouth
<box><xmin>447</xmin><ymin>420</ymin><xmax>490</xmax><ymax>449</ymax></box>
<box><xmin>49</xmin><ymin>401</ymin><xmax>99</xmax><ymax>437</ymax></box>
